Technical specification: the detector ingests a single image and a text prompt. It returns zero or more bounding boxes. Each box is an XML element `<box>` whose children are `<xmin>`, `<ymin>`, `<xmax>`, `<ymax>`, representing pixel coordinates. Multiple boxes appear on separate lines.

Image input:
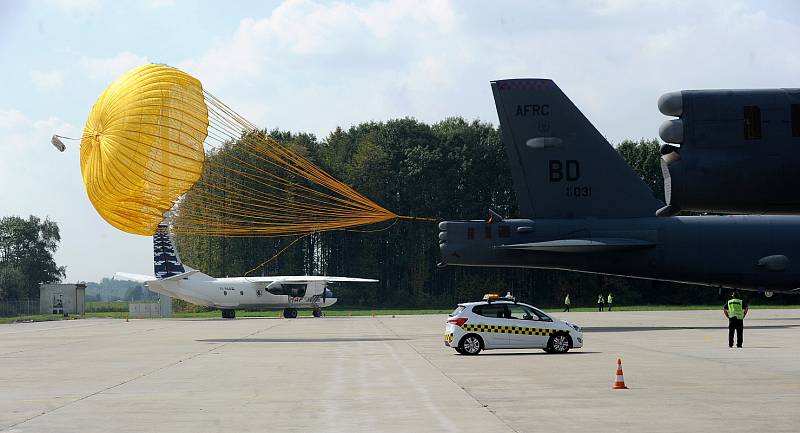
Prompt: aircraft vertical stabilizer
<box><xmin>153</xmin><ymin>223</ymin><xmax>186</xmax><ymax>279</ymax></box>
<box><xmin>491</xmin><ymin>79</ymin><xmax>662</xmax><ymax>218</ymax></box>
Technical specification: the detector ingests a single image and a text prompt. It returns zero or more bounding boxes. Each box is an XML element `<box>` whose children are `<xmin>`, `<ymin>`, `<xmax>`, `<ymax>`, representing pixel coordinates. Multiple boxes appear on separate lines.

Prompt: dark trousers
<box><xmin>728</xmin><ymin>317</ymin><xmax>743</xmax><ymax>347</ymax></box>
<box><xmin>564</xmin><ymin>305</ymin><xmax>570</xmax><ymax>312</ymax></box>
<box><xmin>608</xmin><ymin>304</ymin><xmax>612</xmax><ymax>311</ymax></box>
<box><xmin>598</xmin><ymin>305</ymin><xmax>603</xmax><ymax>311</ymax></box>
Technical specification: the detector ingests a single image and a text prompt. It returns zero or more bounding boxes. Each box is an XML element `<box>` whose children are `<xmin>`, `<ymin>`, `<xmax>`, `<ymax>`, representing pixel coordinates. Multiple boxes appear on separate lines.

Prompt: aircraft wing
<box><xmin>113</xmin><ymin>272</ymin><xmax>156</xmax><ymax>283</ymax></box>
<box><xmin>246</xmin><ymin>276</ymin><xmax>379</xmax><ymax>283</ymax></box>
<box><xmin>495</xmin><ymin>238</ymin><xmax>656</xmax><ymax>253</ymax></box>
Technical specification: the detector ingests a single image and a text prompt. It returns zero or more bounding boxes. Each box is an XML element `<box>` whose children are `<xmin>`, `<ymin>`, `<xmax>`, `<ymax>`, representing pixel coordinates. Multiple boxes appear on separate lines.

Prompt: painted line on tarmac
<box><xmin>375</xmin><ymin>317</ymin><xmax>519</xmax><ymax>433</ymax></box>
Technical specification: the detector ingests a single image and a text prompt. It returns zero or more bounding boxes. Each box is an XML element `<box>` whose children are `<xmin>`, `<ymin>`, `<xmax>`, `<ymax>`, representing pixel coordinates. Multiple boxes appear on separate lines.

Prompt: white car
<box><xmin>444</xmin><ymin>295</ymin><xmax>584</xmax><ymax>355</ymax></box>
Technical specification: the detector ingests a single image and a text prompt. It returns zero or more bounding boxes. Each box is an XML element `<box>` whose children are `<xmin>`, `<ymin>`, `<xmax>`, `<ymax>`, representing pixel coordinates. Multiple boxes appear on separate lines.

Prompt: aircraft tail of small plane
<box><xmin>490</xmin><ymin>79</ymin><xmax>663</xmax><ymax>218</ymax></box>
<box><xmin>153</xmin><ymin>223</ymin><xmax>187</xmax><ymax>279</ymax></box>
<box><xmin>114</xmin><ymin>223</ymin><xmax>212</xmax><ymax>287</ymax></box>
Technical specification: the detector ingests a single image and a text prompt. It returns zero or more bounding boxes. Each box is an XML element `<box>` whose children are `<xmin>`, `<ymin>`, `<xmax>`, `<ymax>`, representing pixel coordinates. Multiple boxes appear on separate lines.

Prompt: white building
<box><xmin>40</xmin><ymin>284</ymin><xmax>85</xmax><ymax>315</ymax></box>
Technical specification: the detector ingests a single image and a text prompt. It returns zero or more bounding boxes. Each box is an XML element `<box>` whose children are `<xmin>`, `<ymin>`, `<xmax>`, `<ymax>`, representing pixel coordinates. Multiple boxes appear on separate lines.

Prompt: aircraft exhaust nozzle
<box><xmin>659</xmin><ymin>119</ymin><xmax>684</xmax><ymax>144</ymax></box>
<box><xmin>658</xmin><ymin>91</ymin><xmax>683</xmax><ymax>116</ymax></box>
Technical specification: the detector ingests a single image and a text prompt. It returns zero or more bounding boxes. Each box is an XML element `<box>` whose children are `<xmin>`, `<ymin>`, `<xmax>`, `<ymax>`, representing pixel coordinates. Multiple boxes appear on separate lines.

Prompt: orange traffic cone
<box><xmin>612</xmin><ymin>358</ymin><xmax>628</xmax><ymax>389</ymax></box>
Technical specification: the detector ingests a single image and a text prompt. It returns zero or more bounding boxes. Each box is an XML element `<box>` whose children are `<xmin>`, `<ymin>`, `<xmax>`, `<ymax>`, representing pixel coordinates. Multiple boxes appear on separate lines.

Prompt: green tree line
<box><xmin>174</xmin><ymin>118</ymin><xmax>793</xmax><ymax>308</ymax></box>
<box><xmin>0</xmin><ymin>216</ymin><xmax>65</xmax><ymax>300</ymax></box>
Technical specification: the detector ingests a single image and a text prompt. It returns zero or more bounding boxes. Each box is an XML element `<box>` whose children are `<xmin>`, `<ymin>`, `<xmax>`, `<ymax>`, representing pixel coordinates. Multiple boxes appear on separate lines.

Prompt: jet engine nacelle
<box><xmin>657</xmin><ymin>88</ymin><xmax>800</xmax><ymax>216</ymax></box>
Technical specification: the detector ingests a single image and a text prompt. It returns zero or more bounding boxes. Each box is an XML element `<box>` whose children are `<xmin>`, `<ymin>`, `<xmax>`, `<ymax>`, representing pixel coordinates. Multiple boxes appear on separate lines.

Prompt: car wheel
<box><xmin>459</xmin><ymin>334</ymin><xmax>483</xmax><ymax>355</ymax></box>
<box><xmin>547</xmin><ymin>332</ymin><xmax>572</xmax><ymax>354</ymax></box>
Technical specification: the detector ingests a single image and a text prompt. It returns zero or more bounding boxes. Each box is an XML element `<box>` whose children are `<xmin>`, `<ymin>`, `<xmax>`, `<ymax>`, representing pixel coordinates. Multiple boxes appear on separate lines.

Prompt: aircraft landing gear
<box><xmin>221</xmin><ymin>309</ymin><xmax>236</xmax><ymax>319</ymax></box>
<box><xmin>312</xmin><ymin>308</ymin><xmax>323</xmax><ymax>318</ymax></box>
<box><xmin>283</xmin><ymin>308</ymin><xmax>298</xmax><ymax>319</ymax></box>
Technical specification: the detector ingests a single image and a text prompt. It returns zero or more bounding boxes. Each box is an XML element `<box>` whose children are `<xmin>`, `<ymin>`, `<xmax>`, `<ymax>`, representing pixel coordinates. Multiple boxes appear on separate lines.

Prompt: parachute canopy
<box><xmin>78</xmin><ymin>64</ymin><xmax>406</xmax><ymax>237</ymax></box>
<box><xmin>80</xmin><ymin>64</ymin><xmax>208</xmax><ymax>235</ymax></box>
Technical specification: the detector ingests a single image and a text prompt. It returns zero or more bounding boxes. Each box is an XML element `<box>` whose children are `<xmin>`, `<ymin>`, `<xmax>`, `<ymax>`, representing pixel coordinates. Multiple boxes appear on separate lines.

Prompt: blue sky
<box><xmin>1</xmin><ymin>0</ymin><xmax>799</xmax><ymax>282</ymax></box>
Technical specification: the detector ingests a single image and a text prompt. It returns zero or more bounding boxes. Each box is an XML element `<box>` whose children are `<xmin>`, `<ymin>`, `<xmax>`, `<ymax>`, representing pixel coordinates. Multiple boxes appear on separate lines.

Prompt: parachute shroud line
<box><xmin>76</xmin><ymin>63</ymin><xmax>422</xmax><ymax>238</ymax></box>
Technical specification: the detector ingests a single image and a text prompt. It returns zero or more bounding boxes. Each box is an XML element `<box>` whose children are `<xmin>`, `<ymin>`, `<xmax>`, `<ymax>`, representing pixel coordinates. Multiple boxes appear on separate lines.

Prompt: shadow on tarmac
<box><xmin>472</xmin><ymin>351</ymin><xmax>603</xmax><ymax>356</ymax></box>
<box><xmin>585</xmin><ymin>325</ymin><xmax>799</xmax><ymax>332</ymax></box>
<box><xmin>197</xmin><ymin>337</ymin><xmax>407</xmax><ymax>343</ymax></box>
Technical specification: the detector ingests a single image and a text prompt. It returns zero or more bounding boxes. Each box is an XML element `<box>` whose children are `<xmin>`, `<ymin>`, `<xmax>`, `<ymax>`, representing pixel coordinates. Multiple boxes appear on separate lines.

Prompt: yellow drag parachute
<box><xmin>79</xmin><ymin>64</ymin><xmax>208</xmax><ymax>235</ymax></box>
<box><xmin>76</xmin><ymin>63</ymin><xmax>412</xmax><ymax>237</ymax></box>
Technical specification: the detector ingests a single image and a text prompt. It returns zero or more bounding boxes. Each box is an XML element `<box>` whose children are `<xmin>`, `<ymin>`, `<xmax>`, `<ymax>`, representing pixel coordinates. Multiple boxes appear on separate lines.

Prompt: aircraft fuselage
<box><xmin>146</xmin><ymin>277</ymin><xmax>337</xmax><ymax>310</ymax></box>
<box><xmin>439</xmin><ymin>215</ymin><xmax>800</xmax><ymax>293</ymax></box>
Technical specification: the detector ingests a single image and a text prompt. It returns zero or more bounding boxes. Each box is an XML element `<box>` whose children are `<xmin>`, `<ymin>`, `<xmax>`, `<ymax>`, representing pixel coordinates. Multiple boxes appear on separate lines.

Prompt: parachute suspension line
<box><xmin>243</xmin><ymin>233</ymin><xmax>312</xmax><ymax>277</ymax></box>
<box><xmin>75</xmin><ymin>64</ymin><xmax>432</xmax><ymax>237</ymax></box>
<box><xmin>170</xmin><ymin>88</ymin><xmax>414</xmax><ymax>237</ymax></box>
<box><xmin>343</xmin><ymin>218</ymin><xmax>400</xmax><ymax>233</ymax></box>
<box><xmin>396</xmin><ymin>215</ymin><xmax>438</xmax><ymax>222</ymax></box>
<box><xmin>52</xmin><ymin>134</ymin><xmax>87</xmax><ymax>141</ymax></box>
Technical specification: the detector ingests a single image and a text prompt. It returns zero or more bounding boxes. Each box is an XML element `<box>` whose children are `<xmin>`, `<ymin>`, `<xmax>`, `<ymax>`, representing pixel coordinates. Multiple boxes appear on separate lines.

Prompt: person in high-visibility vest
<box><xmin>597</xmin><ymin>293</ymin><xmax>605</xmax><ymax>312</ymax></box>
<box><xmin>563</xmin><ymin>293</ymin><xmax>571</xmax><ymax>312</ymax></box>
<box><xmin>724</xmin><ymin>291</ymin><xmax>749</xmax><ymax>348</ymax></box>
<box><xmin>607</xmin><ymin>293</ymin><xmax>614</xmax><ymax>311</ymax></box>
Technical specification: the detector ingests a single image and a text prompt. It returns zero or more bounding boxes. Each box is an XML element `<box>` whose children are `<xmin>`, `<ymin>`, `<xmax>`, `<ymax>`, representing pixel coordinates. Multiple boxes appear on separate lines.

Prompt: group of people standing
<box><xmin>597</xmin><ymin>293</ymin><xmax>614</xmax><ymax>311</ymax></box>
<box><xmin>561</xmin><ymin>293</ymin><xmax>614</xmax><ymax>312</ymax></box>
<box><xmin>561</xmin><ymin>290</ymin><xmax>749</xmax><ymax>348</ymax></box>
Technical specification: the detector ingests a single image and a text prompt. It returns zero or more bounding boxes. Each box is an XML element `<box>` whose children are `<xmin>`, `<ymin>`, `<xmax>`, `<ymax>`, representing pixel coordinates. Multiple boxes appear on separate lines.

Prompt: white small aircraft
<box><xmin>115</xmin><ymin>224</ymin><xmax>377</xmax><ymax>319</ymax></box>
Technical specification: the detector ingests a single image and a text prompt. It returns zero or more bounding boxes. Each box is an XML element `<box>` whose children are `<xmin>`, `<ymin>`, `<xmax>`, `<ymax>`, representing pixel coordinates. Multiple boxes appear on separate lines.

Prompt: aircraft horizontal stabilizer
<box><xmin>114</xmin><ymin>272</ymin><xmax>154</xmax><ymax>283</ymax></box>
<box><xmin>159</xmin><ymin>270</ymin><xmax>202</xmax><ymax>281</ymax></box>
<box><xmin>495</xmin><ymin>238</ymin><xmax>656</xmax><ymax>253</ymax></box>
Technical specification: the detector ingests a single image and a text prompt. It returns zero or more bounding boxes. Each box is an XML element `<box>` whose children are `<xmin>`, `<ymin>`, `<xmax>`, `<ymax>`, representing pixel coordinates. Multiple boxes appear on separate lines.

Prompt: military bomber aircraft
<box><xmin>437</xmin><ymin>79</ymin><xmax>800</xmax><ymax>296</ymax></box>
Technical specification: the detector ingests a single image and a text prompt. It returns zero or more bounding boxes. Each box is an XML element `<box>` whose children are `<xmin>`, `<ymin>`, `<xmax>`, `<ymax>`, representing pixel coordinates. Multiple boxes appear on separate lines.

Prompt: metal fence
<box><xmin>0</xmin><ymin>299</ymin><xmax>39</xmax><ymax>317</ymax></box>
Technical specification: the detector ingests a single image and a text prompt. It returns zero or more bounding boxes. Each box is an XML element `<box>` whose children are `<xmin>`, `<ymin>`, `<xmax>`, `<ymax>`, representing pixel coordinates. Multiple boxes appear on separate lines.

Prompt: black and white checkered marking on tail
<box><xmin>153</xmin><ymin>223</ymin><xmax>185</xmax><ymax>279</ymax></box>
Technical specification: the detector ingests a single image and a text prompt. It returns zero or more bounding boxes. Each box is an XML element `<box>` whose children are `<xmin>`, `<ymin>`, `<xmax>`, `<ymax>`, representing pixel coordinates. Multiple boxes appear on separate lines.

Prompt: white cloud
<box><xmin>181</xmin><ymin>0</ymin><xmax>459</xmax><ymax>91</ymax></box>
<box><xmin>144</xmin><ymin>0</ymin><xmax>175</xmax><ymax>8</ymax></box>
<box><xmin>0</xmin><ymin>109</ymin><xmax>72</xmax><ymax>146</ymax></box>
<box><xmin>30</xmin><ymin>69</ymin><xmax>64</xmax><ymax>91</ymax></box>
<box><xmin>54</xmin><ymin>0</ymin><xmax>101</xmax><ymax>12</ymax></box>
<box><xmin>172</xmin><ymin>0</ymin><xmax>800</xmax><ymax>145</ymax></box>
<box><xmin>589</xmin><ymin>0</ymin><xmax>655</xmax><ymax>15</ymax></box>
<box><xmin>0</xmin><ymin>109</ymin><xmax>29</xmax><ymax>130</ymax></box>
<box><xmin>80</xmin><ymin>51</ymin><xmax>149</xmax><ymax>82</ymax></box>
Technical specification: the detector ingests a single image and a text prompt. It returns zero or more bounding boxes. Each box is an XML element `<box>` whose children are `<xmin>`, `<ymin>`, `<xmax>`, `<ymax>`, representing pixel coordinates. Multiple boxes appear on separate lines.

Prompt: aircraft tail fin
<box><xmin>153</xmin><ymin>223</ymin><xmax>188</xmax><ymax>280</ymax></box>
<box><xmin>491</xmin><ymin>79</ymin><xmax>662</xmax><ymax>218</ymax></box>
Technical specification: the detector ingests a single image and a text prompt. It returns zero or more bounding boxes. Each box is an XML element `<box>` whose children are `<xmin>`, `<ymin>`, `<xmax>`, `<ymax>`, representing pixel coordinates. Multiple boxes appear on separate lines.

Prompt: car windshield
<box><xmin>532</xmin><ymin>307</ymin><xmax>553</xmax><ymax>322</ymax></box>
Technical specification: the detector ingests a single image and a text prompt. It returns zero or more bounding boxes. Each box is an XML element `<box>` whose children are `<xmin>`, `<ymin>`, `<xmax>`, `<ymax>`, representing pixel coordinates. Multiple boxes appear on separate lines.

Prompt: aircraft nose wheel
<box><xmin>312</xmin><ymin>308</ymin><xmax>323</xmax><ymax>318</ymax></box>
<box><xmin>283</xmin><ymin>308</ymin><xmax>298</xmax><ymax>319</ymax></box>
<box><xmin>221</xmin><ymin>309</ymin><xmax>235</xmax><ymax>319</ymax></box>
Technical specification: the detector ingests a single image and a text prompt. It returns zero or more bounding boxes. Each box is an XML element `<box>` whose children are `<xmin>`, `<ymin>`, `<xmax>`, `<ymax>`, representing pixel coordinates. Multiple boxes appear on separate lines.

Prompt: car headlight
<box><xmin>566</xmin><ymin>322</ymin><xmax>581</xmax><ymax>332</ymax></box>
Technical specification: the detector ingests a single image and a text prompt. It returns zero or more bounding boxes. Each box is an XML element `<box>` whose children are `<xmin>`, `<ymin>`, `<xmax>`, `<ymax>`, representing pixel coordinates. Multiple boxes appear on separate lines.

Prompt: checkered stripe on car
<box><xmin>461</xmin><ymin>324</ymin><xmax>556</xmax><ymax>336</ymax></box>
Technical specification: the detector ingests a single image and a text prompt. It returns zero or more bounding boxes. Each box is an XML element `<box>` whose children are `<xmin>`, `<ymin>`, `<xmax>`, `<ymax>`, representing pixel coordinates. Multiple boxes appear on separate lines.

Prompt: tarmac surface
<box><xmin>1</xmin><ymin>309</ymin><xmax>799</xmax><ymax>433</ymax></box>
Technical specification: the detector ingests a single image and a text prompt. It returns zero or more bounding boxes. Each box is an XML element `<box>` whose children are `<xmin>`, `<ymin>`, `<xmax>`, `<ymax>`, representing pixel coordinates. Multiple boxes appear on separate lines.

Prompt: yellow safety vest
<box><xmin>727</xmin><ymin>298</ymin><xmax>744</xmax><ymax>319</ymax></box>
<box><xmin>607</xmin><ymin>294</ymin><xmax>613</xmax><ymax>304</ymax></box>
<box><xmin>597</xmin><ymin>295</ymin><xmax>604</xmax><ymax>304</ymax></box>
<box><xmin>565</xmin><ymin>295</ymin><xmax>571</xmax><ymax>305</ymax></box>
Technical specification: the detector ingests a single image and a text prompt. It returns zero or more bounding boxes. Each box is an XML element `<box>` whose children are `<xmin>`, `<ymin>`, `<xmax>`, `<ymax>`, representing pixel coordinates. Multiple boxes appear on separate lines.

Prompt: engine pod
<box><xmin>659</xmin><ymin>119</ymin><xmax>684</xmax><ymax>144</ymax></box>
<box><xmin>657</xmin><ymin>91</ymin><xmax>683</xmax><ymax>116</ymax></box>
